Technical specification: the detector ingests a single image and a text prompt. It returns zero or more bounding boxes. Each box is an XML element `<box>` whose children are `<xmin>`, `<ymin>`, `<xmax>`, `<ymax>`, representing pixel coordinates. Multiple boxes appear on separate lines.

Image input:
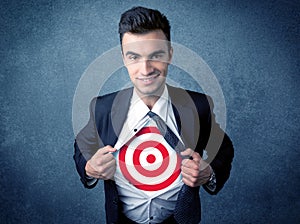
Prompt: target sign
<box><xmin>119</xmin><ymin>126</ymin><xmax>181</xmax><ymax>191</ymax></box>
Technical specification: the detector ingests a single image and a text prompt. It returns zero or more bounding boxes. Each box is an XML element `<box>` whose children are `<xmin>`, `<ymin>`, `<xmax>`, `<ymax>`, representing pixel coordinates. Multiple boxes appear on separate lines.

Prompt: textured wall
<box><xmin>1</xmin><ymin>0</ymin><xmax>299</xmax><ymax>223</ymax></box>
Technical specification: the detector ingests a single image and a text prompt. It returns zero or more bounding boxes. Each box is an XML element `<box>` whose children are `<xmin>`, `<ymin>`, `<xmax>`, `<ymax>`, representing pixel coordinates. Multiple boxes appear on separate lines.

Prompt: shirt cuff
<box><xmin>205</xmin><ymin>167</ymin><xmax>217</xmax><ymax>192</ymax></box>
<box><xmin>85</xmin><ymin>175</ymin><xmax>98</xmax><ymax>186</ymax></box>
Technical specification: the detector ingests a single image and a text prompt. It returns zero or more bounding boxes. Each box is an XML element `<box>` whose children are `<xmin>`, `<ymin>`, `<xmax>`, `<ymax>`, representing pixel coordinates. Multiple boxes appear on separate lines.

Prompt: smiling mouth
<box><xmin>137</xmin><ymin>73</ymin><xmax>160</xmax><ymax>82</ymax></box>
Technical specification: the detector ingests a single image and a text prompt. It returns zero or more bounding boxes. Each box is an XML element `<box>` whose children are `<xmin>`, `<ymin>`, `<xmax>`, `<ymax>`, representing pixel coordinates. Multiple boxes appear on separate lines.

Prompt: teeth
<box><xmin>142</xmin><ymin>78</ymin><xmax>153</xmax><ymax>81</ymax></box>
<box><xmin>139</xmin><ymin>74</ymin><xmax>159</xmax><ymax>81</ymax></box>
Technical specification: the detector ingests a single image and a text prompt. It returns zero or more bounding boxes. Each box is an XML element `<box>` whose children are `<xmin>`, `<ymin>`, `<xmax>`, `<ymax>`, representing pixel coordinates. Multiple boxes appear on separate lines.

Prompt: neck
<box><xmin>135</xmin><ymin>85</ymin><xmax>165</xmax><ymax>110</ymax></box>
<box><xmin>142</xmin><ymin>95</ymin><xmax>160</xmax><ymax>110</ymax></box>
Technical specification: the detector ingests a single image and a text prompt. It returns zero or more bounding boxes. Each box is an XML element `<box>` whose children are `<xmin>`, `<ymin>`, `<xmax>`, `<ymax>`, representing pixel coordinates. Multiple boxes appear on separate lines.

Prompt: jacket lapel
<box><xmin>110</xmin><ymin>88</ymin><xmax>133</xmax><ymax>142</ymax></box>
<box><xmin>168</xmin><ymin>86</ymin><xmax>200</xmax><ymax>150</ymax></box>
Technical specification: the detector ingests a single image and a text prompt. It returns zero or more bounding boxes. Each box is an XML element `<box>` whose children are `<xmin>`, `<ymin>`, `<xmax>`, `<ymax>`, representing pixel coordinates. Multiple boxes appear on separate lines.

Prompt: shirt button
<box><xmin>134</xmin><ymin>129</ymin><xmax>137</xmax><ymax>132</ymax></box>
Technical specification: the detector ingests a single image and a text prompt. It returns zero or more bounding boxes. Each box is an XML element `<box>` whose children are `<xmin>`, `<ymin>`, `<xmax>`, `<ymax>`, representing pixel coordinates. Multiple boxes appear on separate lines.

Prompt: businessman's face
<box><xmin>122</xmin><ymin>30</ymin><xmax>172</xmax><ymax>98</ymax></box>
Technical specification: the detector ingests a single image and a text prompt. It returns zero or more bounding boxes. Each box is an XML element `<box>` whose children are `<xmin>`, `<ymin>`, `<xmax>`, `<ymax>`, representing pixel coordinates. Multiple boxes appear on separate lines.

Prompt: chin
<box><xmin>139</xmin><ymin>86</ymin><xmax>164</xmax><ymax>97</ymax></box>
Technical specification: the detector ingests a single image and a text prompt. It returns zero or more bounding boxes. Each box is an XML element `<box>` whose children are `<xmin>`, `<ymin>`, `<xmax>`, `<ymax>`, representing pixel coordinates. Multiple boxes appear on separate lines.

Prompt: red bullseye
<box><xmin>146</xmin><ymin>154</ymin><xmax>156</xmax><ymax>163</ymax></box>
<box><xmin>133</xmin><ymin>141</ymin><xmax>169</xmax><ymax>177</ymax></box>
<box><xmin>119</xmin><ymin>126</ymin><xmax>181</xmax><ymax>191</ymax></box>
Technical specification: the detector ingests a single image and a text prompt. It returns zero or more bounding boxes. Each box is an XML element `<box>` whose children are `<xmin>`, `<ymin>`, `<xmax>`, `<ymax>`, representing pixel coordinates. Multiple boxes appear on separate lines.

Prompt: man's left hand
<box><xmin>180</xmin><ymin>148</ymin><xmax>212</xmax><ymax>187</ymax></box>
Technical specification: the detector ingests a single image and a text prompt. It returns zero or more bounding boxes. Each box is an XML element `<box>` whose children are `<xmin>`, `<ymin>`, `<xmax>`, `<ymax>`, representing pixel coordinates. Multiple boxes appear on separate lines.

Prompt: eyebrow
<box><xmin>125</xmin><ymin>50</ymin><xmax>166</xmax><ymax>57</ymax></box>
<box><xmin>149</xmin><ymin>50</ymin><xmax>166</xmax><ymax>58</ymax></box>
<box><xmin>125</xmin><ymin>51</ymin><xmax>141</xmax><ymax>57</ymax></box>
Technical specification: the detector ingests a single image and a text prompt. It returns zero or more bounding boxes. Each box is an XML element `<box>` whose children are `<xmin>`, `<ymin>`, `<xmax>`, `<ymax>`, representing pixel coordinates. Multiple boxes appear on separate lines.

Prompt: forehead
<box><xmin>122</xmin><ymin>30</ymin><xmax>170</xmax><ymax>55</ymax></box>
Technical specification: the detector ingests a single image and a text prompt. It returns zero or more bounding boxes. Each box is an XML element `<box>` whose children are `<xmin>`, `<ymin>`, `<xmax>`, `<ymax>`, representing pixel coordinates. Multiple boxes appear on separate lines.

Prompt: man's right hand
<box><xmin>85</xmin><ymin>146</ymin><xmax>117</xmax><ymax>180</ymax></box>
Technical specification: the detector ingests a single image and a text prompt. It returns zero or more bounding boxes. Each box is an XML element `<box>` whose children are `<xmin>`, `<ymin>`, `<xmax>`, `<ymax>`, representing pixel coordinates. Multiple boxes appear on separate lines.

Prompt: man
<box><xmin>74</xmin><ymin>6</ymin><xmax>234</xmax><ymax>224</ymax></box>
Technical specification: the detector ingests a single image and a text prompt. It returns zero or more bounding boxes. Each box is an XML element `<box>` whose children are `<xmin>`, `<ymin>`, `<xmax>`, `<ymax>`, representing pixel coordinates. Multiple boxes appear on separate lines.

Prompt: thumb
<box><xmin>180</xmin><ymin>148</ymin><xmax>194</xmax><ymax>159</ymax></box>
<box><xmin>97</xmin><ymin>145</ymin><xmax>117</xmax><ymax>155</ymax></box>
<box><xmin>106</xmin><ymin>146</ymin><xmax>117</xmax><ymax>153</ymax></box>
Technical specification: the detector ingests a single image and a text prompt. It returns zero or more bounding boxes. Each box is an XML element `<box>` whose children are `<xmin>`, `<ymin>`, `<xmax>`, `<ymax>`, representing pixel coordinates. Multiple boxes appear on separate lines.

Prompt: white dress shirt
<box><xmin>113</xmin><ymin>86</ymin><xmax>184</xmax><ymax>223</ymax></box>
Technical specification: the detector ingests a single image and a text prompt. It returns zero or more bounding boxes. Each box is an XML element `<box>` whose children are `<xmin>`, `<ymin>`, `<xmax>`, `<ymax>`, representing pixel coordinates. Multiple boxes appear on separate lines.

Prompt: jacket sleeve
<box><xmin>202</xmin><ymin>96</ymin><xmax>234</xmax><ymax>195</ymax></box>
<box><xmin>73</xmin><ymin>97</ymin><xmax>103</xmax><ymax>189</ymax></box>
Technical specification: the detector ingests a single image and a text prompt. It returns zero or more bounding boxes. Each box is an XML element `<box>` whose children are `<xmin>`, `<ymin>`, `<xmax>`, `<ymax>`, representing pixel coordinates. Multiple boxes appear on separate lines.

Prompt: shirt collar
<box><xmin>151</xmin><ymin>86</ymin><xmax>169</xmax><ymax>122</ymax></box>
<box><xmin>127</xmin><ymin>89</ymin><xmax>150</xmax><ymax>128</ymax></box>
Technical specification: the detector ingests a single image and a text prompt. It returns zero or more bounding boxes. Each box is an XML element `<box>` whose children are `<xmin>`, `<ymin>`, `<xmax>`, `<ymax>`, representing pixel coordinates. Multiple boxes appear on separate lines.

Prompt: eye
<box><xmin>151</xmin><ymin>54</ymin><xmax>164</xmax><ymax>61</ymax></box>
<box><xmin>129</xmin><ymin>55</ymin><xmax>139</xmax><ymax>61</ymax></box>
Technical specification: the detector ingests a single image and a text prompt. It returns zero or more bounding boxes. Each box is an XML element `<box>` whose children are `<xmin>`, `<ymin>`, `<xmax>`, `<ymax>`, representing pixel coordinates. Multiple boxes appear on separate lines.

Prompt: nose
<box><xmin>140</xmin><ymin>59</ymin><xmax>153</xmax><ymax>76</ymax></box>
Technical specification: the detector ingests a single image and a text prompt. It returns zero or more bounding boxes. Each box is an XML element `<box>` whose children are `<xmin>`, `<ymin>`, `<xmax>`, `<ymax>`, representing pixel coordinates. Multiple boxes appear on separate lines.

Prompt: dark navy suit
<box><xmin>74</xmin><ymin>85</ymin><xmax>234</xmax><ymax>223</ymax></box>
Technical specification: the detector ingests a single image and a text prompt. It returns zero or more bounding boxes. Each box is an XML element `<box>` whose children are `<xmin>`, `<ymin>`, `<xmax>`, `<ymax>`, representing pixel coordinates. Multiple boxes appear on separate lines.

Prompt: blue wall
<box><xmin>1</xmin><ymin>0</ymin><xmax>299</xmax><ymax>223</ymax></box>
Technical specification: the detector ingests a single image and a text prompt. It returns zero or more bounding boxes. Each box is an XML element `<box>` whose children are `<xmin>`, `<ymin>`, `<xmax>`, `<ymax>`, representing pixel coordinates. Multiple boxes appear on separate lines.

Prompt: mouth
<box><xmin>137</xmin><ymin>73</ymin><xmax>160</xmax><ymax>83</ymax></box>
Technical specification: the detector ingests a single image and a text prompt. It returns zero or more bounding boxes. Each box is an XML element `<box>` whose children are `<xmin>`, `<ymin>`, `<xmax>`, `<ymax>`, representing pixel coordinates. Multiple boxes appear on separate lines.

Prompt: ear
<box><xmin>121</xmin><ymin>49</ymin><xmax>127</xmax><ymax>67</ymax></box>
<box><xmin>168</xmin><ymin>46</ymin><xmax>173</xmax><ymax>64</ymax></box>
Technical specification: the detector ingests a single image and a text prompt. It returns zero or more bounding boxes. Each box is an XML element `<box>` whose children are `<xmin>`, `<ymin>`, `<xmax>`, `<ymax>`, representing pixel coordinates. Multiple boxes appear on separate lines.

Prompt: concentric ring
<box><xmin>119</xmin><ymin>126</ymin><xmax>181</xmax><ymax>191</ymax></box>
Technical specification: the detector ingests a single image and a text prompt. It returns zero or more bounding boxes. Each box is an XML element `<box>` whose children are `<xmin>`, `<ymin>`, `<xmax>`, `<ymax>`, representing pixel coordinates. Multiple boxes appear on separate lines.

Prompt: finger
<box><xmin>97</xmin><ymin>146</ymin><xmax>117</xmax><ymax>155</ymax></box>
<box><xmin>181</xmin><ymin>159</ymin><xmax>199</xmax><ymax>170</ymax></box>
<box><xmin>85</xmin><ymin>162</ymin><xmax>97</xmax><ymax>177</ymax></box>
<box><xmin>181</xmin><ymin>175</ymin><xmax>199</xmax><ymax>187</ymax></box>
<box><xmin>180</xmin><ymin>148</ymin><xmax>202</xmax><ymax>162</ymax></box>
<box><xmin>182</xmin><ymin>174</ymin><xmax>194</xmax><ymax>187</ymax></box>
<box><xmin>100</xmin><ymin>164</ymin><xmax>116</xmax><ymax>180</ymax></box>
<box><xmin>181</xmin><ymin>162</ymin><xmax>211</xmax><ymax>179</ymax></box>
<box><xmin>100</xmin><ymin>152</ymin><xmax>116</xmax><ymax>164</ymax></box>
<box><xmin>191</xmin><ymin>152</ymin><xmax>201</xmax><ymax>163</ymax></box>
<box><xmin>102</xmin><ymin>158</ymin><xmax>117</xmax><ymax>171</ymax></box>
<box><xmin>91</xmin><ymin>159</ymin><xmax>116</xmax><ymax>179</ymax></box>
<box><xmin>180</xmin><ymin>148</ymin><xmax>195</xmax><ymax>162</ymax></box>
<box><xmin>181</xmin><ymin>164</ymin><xmax>202</xmax><ymax>178</ymax></box>
<box><xmin>181</xmin><ymin>153</ymin><xmax>201</xmax><ymax>168</ymax></box>
<box><xmin>182</xmin><ymin>171</ymin><xmax>209</xmax><ymax>187</ymax></box>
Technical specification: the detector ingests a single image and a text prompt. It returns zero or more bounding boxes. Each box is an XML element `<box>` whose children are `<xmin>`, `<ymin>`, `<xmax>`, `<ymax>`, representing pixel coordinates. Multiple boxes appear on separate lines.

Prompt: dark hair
<box><xmin>118</xmin><ymin>6</ymin><xmax>171</xmax><ymax>45</ymax></box>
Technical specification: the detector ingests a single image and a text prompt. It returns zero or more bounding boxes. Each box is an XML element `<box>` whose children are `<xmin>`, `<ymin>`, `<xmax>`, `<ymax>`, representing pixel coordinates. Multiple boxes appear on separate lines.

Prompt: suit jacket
<box><xmin>73</xmin><ymin>85</ymin><xmax>234</xmax><ymax>224</ymax></box>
